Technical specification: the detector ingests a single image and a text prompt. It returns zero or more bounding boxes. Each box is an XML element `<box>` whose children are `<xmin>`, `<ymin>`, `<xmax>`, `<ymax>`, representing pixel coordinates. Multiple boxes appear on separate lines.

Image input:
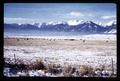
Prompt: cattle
<box><xmin>106</xmin><ymin>40</ymin><xmax>109</xmax><ymax>43</ymax></box>
<box><xmin>83</xmin><ymin>40</ymin><xmax>85</xmax><ymax>42</ymax></box>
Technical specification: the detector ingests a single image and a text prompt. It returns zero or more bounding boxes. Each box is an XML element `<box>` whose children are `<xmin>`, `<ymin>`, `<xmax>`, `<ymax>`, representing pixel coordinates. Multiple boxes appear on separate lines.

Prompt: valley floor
<box><xmin>4</xmin><ymin>35</ymin><xmax>117</xmax><ymax>77</ymax></box>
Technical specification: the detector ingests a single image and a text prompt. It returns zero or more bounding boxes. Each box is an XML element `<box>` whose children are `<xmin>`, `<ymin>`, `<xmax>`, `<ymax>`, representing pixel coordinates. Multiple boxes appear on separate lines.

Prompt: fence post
<box><xmin>111</xmin><ymin>58</ymin><xmax>114</xmax><ymax>75</ymax></box>
<box><xmin>14</xmin><ymin>54</ymin><xmax>16</xmax><ymax>65</ymax></box>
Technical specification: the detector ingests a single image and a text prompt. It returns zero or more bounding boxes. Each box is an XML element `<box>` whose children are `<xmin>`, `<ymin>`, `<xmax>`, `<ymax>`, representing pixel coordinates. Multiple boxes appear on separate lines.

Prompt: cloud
<box><xmin>4</xmin><ymin>17</ymin><xmax>38</xmax><ymax>24</ymax></box>
<box><xmin>101</xmin><ymin>15</ymin><xmax>116</xmax><ymax>19</ymax></box>
<box><xmin>4</xmin><ymin>17</ymin><xmax>32</xmax><ymax>21</ymax></box>
<box><xmin>67</xmin><ymin>20</ymin><xmax>82</xmax><ymax>26</ymax></box>
<box><xmin>69</xmin><ymin>11</ymin><xmax>84</xmax><ymax>17</ymax></box>
<box><xmin>87</xmin><ymin>13</ymin><xmax>94</xmax><ymax>17</ymax></box>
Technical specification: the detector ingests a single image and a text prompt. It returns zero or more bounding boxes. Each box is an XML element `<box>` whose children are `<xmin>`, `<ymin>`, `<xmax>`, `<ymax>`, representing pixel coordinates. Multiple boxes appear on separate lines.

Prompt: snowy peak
<box><xmin>33</xmin><ymin>23</ymin><xmax>42</xmax><ymax>28</ymax></box>
<box><xmin>105</xmin><ymin>20</ymin><xmax>116</xmax><ymax>26</ymax></box>
<box><xmin>46</xmin><ymin>21</ymin><xmax>67</xmax><ymax>25</ymax></box>
<box><xmin>67</xmin><ymin>20</ymin><xmax>83</xmax><ymax>26</ymax></box>
<box><xmin>67</xmin><ymin>20</ymin><xmax>94</xmax><ymax>26</ymax></box>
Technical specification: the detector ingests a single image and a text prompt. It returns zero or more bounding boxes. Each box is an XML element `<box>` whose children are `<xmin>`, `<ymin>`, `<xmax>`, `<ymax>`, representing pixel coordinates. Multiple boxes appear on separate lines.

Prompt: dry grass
<box><xmin>28</xmin><ymin>60</ymin><xmax>46</xmax><ymax>70</ymax></box>
<box><xmin>45</xmin><ymin>64</ymin><xmax>62</xmax><ymax>74</ymax></box>
<box><xmin>63</xmin><ymin>65</ymin><xmax>76</xmax><ymax>77</ymax></box>
<box><xmin>78</xmin><ymin>65</ymin><xmax>95</xmax><ymax>76</ymax></box>
<box><xmin>4</xmin><ymin>38</ymin><xmax>116</xmax><ymax>46</ymax></box>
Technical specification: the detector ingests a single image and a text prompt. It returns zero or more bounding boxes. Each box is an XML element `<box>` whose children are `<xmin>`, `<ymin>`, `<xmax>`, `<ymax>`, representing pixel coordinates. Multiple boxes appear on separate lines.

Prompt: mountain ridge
<box><xmin>4</xmin><ymin>20</ymin><xmax>116</xmax><ymax>34</ymax></box>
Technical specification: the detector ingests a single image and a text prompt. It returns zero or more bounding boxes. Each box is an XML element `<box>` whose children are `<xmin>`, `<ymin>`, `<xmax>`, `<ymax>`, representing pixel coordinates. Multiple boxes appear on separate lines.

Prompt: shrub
<box><xmin>96</xmin><ymin>65</ymin><xmax>105</xmax><ymax>71</ymax></box>
<box><xmin>29</xmin><ymin>60</ymin><xmax>46</xmax><ymax>70</ymax></box>
<box><xmin>4</xmin><ymin>58</ymin><xmax>27</xmax><ymax>70</ymax></box>
<box><xmin>63</xmin><ymin>65</ymin><xmax>76</xmax><ymax>77</ymax></box>
<box><xmin>77</xmin><ymin>65</ymin><xmax>95</xmax><ymax>76</ymax></box>
<box><xmin>78</xmin><ymin>65</ymin><xmax>88</xmax><ymax>76</ymax></box>
<box><xmin>46</xmin><ymin>64</ymin><xmax>62</xmax><ymax>74</ymax></box>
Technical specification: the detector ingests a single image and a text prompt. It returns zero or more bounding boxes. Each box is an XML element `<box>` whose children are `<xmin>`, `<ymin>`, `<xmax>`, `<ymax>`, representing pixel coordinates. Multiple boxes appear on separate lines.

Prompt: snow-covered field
<box><xmin>4</xmin><ymin>46</ymin><xmax>116</xmax><ymax>66</ymax></box>
<box><xmin>3</xmin><ymin>35</ymin><xmax>117</xmax><ymax>77</ymax></box>
<box><xmin>4</xmin><ymin>34</ymin><xmax>116</xmax><ymax>40</ymax></box>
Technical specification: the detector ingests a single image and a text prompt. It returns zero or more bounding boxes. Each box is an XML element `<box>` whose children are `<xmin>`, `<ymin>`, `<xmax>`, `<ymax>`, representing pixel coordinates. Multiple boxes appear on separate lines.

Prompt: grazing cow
<box><xmin>106</xmin><ymin>40</ymin><xmax>108</xmax><ymax>43</ymax></box>
<box><xmin>70</xmin><ymin>39</ymin><xmax>75</xmax><ymax>41</ymax></box>
<box><xmin>83</xmin><ymin>40</ymin><xmax>85</xmax><ymax>42</ymax></box>
<box><xmin>17</xmin><ymin>39</ymin><xmax>19</xmax><ymax>41</ymax></box>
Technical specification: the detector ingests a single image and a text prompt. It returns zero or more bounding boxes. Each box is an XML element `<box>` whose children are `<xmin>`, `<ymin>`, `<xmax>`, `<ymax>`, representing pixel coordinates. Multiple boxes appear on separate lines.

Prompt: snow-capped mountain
<box><xmin>104</xmin><ymin>20</ymin><xmax>116</xmax><ymax>26</ymax></box>
<box><xmin>68</xmin><ymin>21</ymin><xmax>108</xmax><ymax>33</ymax></box>
<box><xmin>4</xmin><ymin>20</ymin><xmax>116</xmax><ymax>35</ymax></box>
<box><xmin>104</xmin><ymin>22</ymin><xmax>116</xmax><ymax>34</ymax></box>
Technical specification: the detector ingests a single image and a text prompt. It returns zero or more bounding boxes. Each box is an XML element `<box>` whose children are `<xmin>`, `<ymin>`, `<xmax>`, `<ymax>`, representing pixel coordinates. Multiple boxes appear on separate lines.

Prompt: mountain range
<box><xmin>4</xmin><ymin>20</ymin><xmax>116</xmax><ymax>35</ymax></box>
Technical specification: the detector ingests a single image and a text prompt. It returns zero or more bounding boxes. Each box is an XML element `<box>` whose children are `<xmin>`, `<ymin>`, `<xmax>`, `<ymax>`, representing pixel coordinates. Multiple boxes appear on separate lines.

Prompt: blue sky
<box><xmin>4</xmin><ymin>3</ymin><xmax>116</xmax><ymax>25</ymax></box>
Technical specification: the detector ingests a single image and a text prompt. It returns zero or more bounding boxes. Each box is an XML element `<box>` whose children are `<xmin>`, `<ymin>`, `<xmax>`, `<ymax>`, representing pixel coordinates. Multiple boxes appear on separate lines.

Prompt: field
<box><xmin>4</xmin><ymin>35</ymin><xmax>117</xmax><ymax>77</ymax></box>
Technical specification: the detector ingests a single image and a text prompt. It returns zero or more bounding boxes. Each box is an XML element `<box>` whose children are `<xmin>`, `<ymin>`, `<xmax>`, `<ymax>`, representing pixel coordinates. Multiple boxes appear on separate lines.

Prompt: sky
<box><xmin>4</xmin><ymin>3</ymin><xmax>116</xmax><ymax>25</ymax></box>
